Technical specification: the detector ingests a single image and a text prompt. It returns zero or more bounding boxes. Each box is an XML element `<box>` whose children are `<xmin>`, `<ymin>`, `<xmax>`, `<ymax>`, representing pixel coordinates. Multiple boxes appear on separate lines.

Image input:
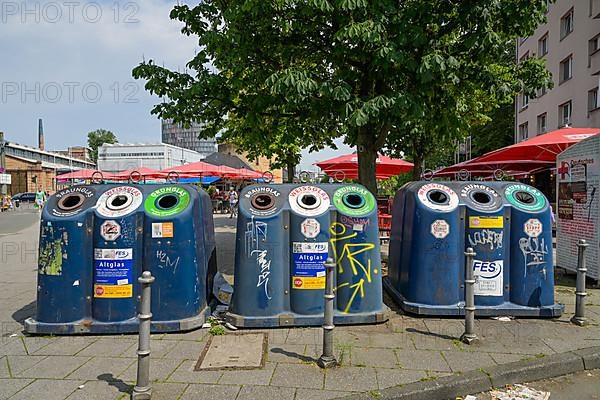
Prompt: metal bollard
<box><xmin>571</xmin><ymin>240</ymin><xmax>589</xmax><ymax>327</ymax></box>
<box><xmin>318</xmin><ymin>258</ymin><xmax>337</xmax><ymax>369</ymax></box>
<box><xmin>461</xmin><ymin>247</ymin><xmax>478</xmax><ymax>345</ymax></box>
<box><xmin>132</xmin><ymin>271</ymin><xmax>155</xmax><ymax>400</ymax></box>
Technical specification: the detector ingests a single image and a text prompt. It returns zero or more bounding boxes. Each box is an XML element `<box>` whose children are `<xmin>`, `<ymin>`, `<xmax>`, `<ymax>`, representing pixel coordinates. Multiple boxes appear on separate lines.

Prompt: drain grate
<box><xmin>194</xmin><ymin>333</ymin><xmax>267</xmax><ymax>371</ymax></box>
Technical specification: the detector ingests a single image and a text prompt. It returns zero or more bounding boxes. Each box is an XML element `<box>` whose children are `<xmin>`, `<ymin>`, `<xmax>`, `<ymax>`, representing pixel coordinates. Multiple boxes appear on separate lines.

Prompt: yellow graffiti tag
<box><xmin>330</xmin><ymin>222</ymin><xmax>376</xmax><ymax>313</ymax></box>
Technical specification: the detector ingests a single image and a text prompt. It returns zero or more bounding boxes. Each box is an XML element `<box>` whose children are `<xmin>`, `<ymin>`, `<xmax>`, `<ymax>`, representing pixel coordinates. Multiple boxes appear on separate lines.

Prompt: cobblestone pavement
<box><xmin>1</xmin><ymin>213</ymin><xmax>599</xmax><ymax>399</ymax></box>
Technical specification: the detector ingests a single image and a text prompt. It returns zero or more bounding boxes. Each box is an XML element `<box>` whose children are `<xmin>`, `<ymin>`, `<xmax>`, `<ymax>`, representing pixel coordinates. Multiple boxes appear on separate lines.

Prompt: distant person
<box><xmin>228</xmin><ymin>187</ymin><xmax>238</xmax><ymax>218</ymax></box>
<box><xmin>35</xmin><ymin>187</ymin><xmax>46</xmax><ymax>212</ymax></box>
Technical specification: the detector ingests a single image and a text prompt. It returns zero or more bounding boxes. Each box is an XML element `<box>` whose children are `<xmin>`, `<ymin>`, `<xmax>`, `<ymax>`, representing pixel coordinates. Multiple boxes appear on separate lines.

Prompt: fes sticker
<box><xmin>524</xmin><ymin>218</ymin><xmax>543</xmax><ymax>238</ymax></box>
<box><xmin>418</xmin><ymin>183</ymin><xmax>459</xmax><ymax>212</ymax></box>
<box><xmin>93</xmin><ymin>248</ymin><xmax>133</xmax><ymax>298</ymax></box>
<box><xmin>289</xmin><ymin>186</ymin><xmax>330</xmax><ymax>216</ymax></box>
<box><xmin>430</xmin><ymin>219</ymin><xmax>450</xmax><ymax>239</ymax></box>
<box><xmin>100</xmin><ymin>220</ymin><xmax>121</xmax><ymax>241</ymax></box>
<box><xmin>152</xmin><ymin>222</ymin><xmax>174</xmax><ymax>238</ymax></box>
<box><xmin>292</xmin><ymin>242</ymin><xmax>328</xmax><ymax>289</ymax></box>
<box><xmin>473</xmin><ymin>260</ymin><xmax>503</xmax><ymax>296</ymax></box>
<box><xmin>301</xmin><ymin>218</ymin><xmax>320</xmax><ymax>239</ymax></box>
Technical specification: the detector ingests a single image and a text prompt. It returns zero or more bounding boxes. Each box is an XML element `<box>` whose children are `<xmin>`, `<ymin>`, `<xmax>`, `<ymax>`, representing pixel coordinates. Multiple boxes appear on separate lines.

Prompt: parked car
<box><xmin>12</xmin><ymin>192</ymin><xmax>36</xmax><ymax>203</ymax></box>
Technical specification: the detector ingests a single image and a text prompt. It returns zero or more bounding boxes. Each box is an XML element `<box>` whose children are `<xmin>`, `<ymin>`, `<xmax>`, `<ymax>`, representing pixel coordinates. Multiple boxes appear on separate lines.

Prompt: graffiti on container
<box><xmin>245</xmin><ymin>216</ymin><xmax>268</xmax><ymax>257</ymax></box>
<box><xmin>518</xmin><ymin>236</ymin><xmax>548</xmax><ymax>268</ymax></box>
<box><xmin>39</xmin><ymin>238</ymin><xmax>63</xmax><ymax>276</ymax></box>
<box><xmin>252</xmin><ymin>249</ymin><xmax>272</xmax><ymax>299</ymax></box>
<box><xmin>156</xmin><ymin>250</ymin><xmax>180</xmax><ymax>274</ymax></box>
<box><xmin>468</xmin><ymin>229</ymin><xmax>503</xmax><ymax>251</ymax></box>
<box><xmin>329</xmin><ymin>222</ymin><xmax>376</xmax><ymax>313</ymax></box>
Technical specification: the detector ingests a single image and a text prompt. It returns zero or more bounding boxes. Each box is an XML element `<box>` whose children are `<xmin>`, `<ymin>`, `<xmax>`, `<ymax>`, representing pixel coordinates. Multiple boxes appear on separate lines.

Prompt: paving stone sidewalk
<box><xmin>1</xmin><ymin>215</ymin><xmax>599</xmax><ymax>400</ymax></box>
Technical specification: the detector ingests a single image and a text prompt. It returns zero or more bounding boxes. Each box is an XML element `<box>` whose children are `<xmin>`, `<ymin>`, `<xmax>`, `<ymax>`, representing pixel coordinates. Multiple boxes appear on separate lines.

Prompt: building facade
<box><xmin>516</xmin><ymin>0</ymin><xmax>600</xmax><ymax>141</ymax></box>
<box><xmin>97</xmin><ymin>143</ymin><xmax>204</xmax><ymax>172</ymax></box>
<box><xmin>217</xmin><ymin>143</ymin><xmax>283</xmax><ymax>182</ymax></box>
<box><xmin>161</xmin><ymin>120</ymin><xmax>217</xmax><ymax>158</ymax></box>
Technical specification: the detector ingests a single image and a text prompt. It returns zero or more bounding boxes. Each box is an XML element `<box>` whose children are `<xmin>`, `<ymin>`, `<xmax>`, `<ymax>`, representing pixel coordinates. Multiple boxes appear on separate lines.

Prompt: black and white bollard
<box><xmin>318</xmin><ymin>258</ymin><xmax>337</xmax><ymax>369</ymax></box>
<box><xmin>461</xmin><ymin>247</ymin><xmax>478</xmax><ymax>345</ymax></box>
<box><xmin>571</xmin><ymin>240</ymin><xmax>589</xmax><ymax>327</ymax></box>
<box><xmin>132</xmin><ymin>271</ymin><xmax>155</xmax><ymax>400</ymax></box>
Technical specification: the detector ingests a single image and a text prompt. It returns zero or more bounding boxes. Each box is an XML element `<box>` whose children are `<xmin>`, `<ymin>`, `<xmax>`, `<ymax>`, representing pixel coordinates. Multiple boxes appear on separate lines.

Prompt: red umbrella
<box><xmin>316</xmin><ymin>153</ymin><xmax>413</xmax><ymax>180</ymax></box>
<box><xmin>56</xmin><ymin>169</ymin><xmax>116</xmax><ymax>181</ymax></box>
<box><xmin>162</xmin><ymin>161</ymin><xmax>225</xmax><ymax>176</ymax></box>
<box><xmin>113</xmin><ymin>167</ymin><xmax>168</xmax><ymax>180</ymax></box>
<box><xmin>434</xmin><ymin>127</ymin><xmax>600</xmax><ymax>178</ymax></box>
<box><xmin>221</xmin><ymin>167</ymin><xmax>264</xmax><ymax>179</ymax></box>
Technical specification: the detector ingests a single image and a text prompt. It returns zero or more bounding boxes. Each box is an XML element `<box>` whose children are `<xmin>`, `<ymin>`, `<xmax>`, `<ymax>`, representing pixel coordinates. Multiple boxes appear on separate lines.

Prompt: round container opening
<box><xmin>251</xmin><ymin>193</ymin><xmax>274</xmax><ymax>210</ymax></box>
<box><xmin>298</xmin><ymin>193</ymin><xmax>320</xmax><ymax>209</ymax></box>
<box><xmin>514</xmin><ymin>191</ymin><xmax>535</xmax><ymax>205</ymax></box>
<box><xmin>342</xmin><ymin>193</ymin><xmax>365</xmax><ymax>209</ymax></box>
<box><xmin>471</xmin><ymin>191</ymin><xmax>492</xmax><ymax>205</ymax></box>
<box><xmin>427</xmin><ymin>190</ymin><xmax>449</xmax><ymax>205</ymax></box>
<box><xmin>107</xmin><ymin>193</ymin><xmax>133</xmax><ymax>211</ymax></box>
<box><xmin>57</xmin><ymin>193</ymin><xmax>85</xmax><ymax>211</ymax></box>
<box><xmin>157</xmin><ymin>194</ymin><xmax>179</xmax><ymax>210</ymax></box>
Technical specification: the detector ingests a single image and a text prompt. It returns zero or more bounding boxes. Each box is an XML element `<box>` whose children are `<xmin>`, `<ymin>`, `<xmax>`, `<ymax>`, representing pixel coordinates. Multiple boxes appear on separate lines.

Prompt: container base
<box><xmin>383</xmin><ymin>277</ymin><xmax>564</xmax><ymax>318</ymax></box>
<box><xmin>225</xmin><ymin>308</ymin><xmax>389</xmax><ymax>328</ymax></box>
<box><xmin>23</xmin><ymin>306</ymin><xmax>212</xmax><ymax>335</ymax></box>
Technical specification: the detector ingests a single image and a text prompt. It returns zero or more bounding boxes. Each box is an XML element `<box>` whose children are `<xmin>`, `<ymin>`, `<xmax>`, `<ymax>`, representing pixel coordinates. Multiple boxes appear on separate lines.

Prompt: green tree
<box><xmin>87</xmin><ymin>129</ymin><xmax>118</xmax><ymax>162</ymax></box>
<box><xmin>133</xmin><ymin>0</ymin><xmax>552</xmax><ymax>193</ymax></box>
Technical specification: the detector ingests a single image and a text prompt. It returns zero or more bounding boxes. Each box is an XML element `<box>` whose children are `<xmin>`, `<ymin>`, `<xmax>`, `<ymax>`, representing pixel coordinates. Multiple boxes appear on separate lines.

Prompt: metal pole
<box><xmin>318</xmin><ymin>258</ymin><xmax>337</xmax><ymax>368</ymax></box>
<box><xmin>461</xmin><ymin>247</ymin><xmax>478</xmax><ymax>344</ymax></box>
<box><xmin>0</xmin><ymin>131</ymin><xmax>7</xmax><ymax>195</ymax></box>
<box><xmin>132</xmin><ymin>271</ymin><xmax>155</xmax><ymax>400</ymax></box>
<box><xmin>571</xmin><ymin>240</ymin><xmax>588</xmax><ymax>326</ymax></box>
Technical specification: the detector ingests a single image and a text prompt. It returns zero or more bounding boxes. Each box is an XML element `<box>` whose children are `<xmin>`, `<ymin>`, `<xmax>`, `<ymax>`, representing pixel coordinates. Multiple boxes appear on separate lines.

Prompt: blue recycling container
<box><xmin>385</xmin><ymin>181</ymin><xmax>563</xmax><ymax>317</ymax></box>
<box><xmin>226</xmin><ymin>184</ymin><xmax>386</xmax><ymax>327</ymax></box>
<box><xmin>24</xmin><ymin>183</ymin><xmax>216</xmax><ymax>334</ymax></box>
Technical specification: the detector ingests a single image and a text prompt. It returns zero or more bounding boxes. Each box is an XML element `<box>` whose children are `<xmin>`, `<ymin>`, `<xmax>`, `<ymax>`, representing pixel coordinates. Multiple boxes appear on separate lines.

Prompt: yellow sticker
<box><xmin>292</xmin><ymin>276</ymin><xmax>325</xmax><ymax>290</ymax></box>
<box><xmin>94</xmin><ymin>284</ymin><xmax>133</xmax><ymax>298</ymax></box>
<box><xmin>469</xmin><ymin>216</ymin><xmax>504</xmax><ymax>229</ymax></box>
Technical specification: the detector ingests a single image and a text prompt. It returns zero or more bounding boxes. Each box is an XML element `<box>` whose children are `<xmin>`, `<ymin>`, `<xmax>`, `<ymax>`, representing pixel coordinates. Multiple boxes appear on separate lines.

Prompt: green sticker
<box><xmin>505</xmin><ymin>184</ymin><xmax>546</xmax><ymax>211</ymax></box>
<box><xmin>333</xmin><ymin>185</ymin><xmax>376</xmax><ymax>216</ymax></box>
<box><xmin>144</xmin><ymin>186</ymin><xmax>191</xmax><ymax>217</ymax></box>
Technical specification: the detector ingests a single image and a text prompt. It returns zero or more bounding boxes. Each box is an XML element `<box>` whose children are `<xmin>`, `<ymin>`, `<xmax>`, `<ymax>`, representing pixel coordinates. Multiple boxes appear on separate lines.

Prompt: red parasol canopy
<box><xmin>434</xmin><ymin>128</ymin><xmax>600</xmax><ymax>178</ymax></box>
<box><xmin>56</xmin><ymin>169</ymin><xmax>116</xmax><ymax>181</ymax></box>
<box><xmin>316</xmin><ymin>153</ymin><xmax>413</xmax><ymax>180</ymax></box>
<box><xmin>162</xmin><ymin>161</ymin><xmax>225</xmax><ymax>176</ymax></box>
<box><xmin>113</xmin><ymin>167</ymin><xmax>169</xmax><ymax>180</ymax></box>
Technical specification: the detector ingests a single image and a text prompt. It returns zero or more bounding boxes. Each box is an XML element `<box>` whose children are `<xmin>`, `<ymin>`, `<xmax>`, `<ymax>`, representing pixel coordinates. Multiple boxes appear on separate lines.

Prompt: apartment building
<box><xmin>516</xmin><ymin>0</ymin><xmax>600</xmax><ymax>141</ymax></box>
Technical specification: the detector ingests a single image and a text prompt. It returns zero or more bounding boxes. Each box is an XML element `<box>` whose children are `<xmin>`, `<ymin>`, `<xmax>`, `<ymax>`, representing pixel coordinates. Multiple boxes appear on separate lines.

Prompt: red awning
<box><xmin>56</xmin><ymin>169</ymin><xmax>116</xmax><ymax>181</ymax></box>
<box><xmin>113</xmin><ymin>168</ymin><xmax>168</xmax><ymax>180</ymax></box>
<box><xmin>434</xmin><ymin>128</ymin><xmax>600</xmax><ymax>178</ymax></box>
<box><xmin>316</xmin><ymin>153</ymin><xmax>413</xmax><ymax>180</ymax></box>
<box><xmin>162</xmin><ymin>161</ymin><xmax>226</xmax><ymax>176</ymax></box>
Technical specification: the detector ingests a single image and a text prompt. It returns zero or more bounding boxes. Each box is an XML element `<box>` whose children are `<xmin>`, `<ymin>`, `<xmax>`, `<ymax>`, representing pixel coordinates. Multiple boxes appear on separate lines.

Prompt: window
<box><xmin>537</xmin><ymin>113</ymin><xmax>547</xmax><ymax>134</ymax></box>
<box><xmin>590</xmin><ymin>34</ymin><xmax>600</xmax><ymax>55</ymax></box>
<box><xmin>589</xmin><ymin>88</ymin><xmax>599</xmax><ymax>112</ymax></box>
<box><xmin>537</xmin><ymin>86</ymin><xmax>548</xmax><ymax>98</ymax></box>
<box><xmin>559</xmin><ymin>101</ymin><xmax>572</xmax><ymax>127</ymax></box>
<box><xmin>519</xmin><ymin>51</ymin><xmax>529</xmax><ymax>63</ymax></box>
<box><xmin>520</xmin><ymin>93</ymin><xmax>529</xmax><ymax>109</ymax></box>
<box><xmin>518</xmin><ymin>122</ymin><xmax>528</xmax><ymax>141</ymax></box>
<box><xmin>560</xmin><ymin>8</ymin><xmax>574</xmax><ymax>39</ymax></box>
<box><xmin>560</xmin><ymin>55</ymin><xmax>573</xmax><ymax>83</ymax></box>
<box><xmin>538</xmin><ymin>33</ymin><xmax>549</xmax><ymax>56</ymax></box>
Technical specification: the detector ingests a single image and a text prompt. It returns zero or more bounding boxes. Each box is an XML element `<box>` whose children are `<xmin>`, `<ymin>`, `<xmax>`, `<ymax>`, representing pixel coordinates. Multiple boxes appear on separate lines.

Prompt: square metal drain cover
<box><xmin>195</xmin><ymin>333</ymin><xmax>267</xmax><ymax>370</ymax></box>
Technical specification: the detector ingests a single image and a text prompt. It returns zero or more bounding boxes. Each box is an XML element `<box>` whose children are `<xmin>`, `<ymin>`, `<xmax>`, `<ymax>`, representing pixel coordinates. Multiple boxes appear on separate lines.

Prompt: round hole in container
<box><xmin>427</xmin><ymin>190</ymin><xmax>449</xmax><ymax>205</ymax></box>
<box><xmin>298</xmin><ymin>193</ymin><xmax>320</xmax><ymax>209</ymax></box>
<box><xmin>57</xmin><ymin>193</ymin><xmax>85</xmax><ymax>211</ymax></box>
<box><xmin>107</xmin><ymin>193</ymin><xmax>133</xmax><ymax>211</ymax></box>
<box><xmin>251</xmin><ymin>193</ymin><xmax>275</xmax><ymax>210</ymax></box>
<box><xmin>514</xmin><ymin>191</ymin><xmax>535</xmax><ymax>205</ymax></box>
<box><xmin>157</xmin><ymin>194</ymin><xmax>179</xmax><ymax>210</ymax></box>
<box><xmin>471</xmin><ymin>191</ymin><xmax>492</xmax><ymax>205</ymax></box>
<box><xmin>342</xmin><ymin>193</ymin><xmax>365</xmax><ymax>209</ymax></box>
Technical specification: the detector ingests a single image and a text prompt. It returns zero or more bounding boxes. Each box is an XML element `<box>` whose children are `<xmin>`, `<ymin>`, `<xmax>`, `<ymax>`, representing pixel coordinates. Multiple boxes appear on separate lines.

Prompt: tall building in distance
<box><xmin>161</xmin><ymin>119</ymin><xmax>217</xmax><ymax>158</ymax></box>
<box><xmin>516</xmin><ymin>0</ymin><xmax>600</xmax><ymax>142</ymax></box>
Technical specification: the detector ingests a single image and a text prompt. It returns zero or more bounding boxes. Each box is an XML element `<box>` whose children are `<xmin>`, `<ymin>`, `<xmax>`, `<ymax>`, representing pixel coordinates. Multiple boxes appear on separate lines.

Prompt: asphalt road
<box><xmin>0</xmin><ymin>207</ymin><xmax>40</xmax><ymax>235</ymax></box>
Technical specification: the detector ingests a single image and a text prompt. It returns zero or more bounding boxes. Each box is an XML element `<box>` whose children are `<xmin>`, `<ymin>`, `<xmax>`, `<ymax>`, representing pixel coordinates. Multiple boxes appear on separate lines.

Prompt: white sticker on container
<box><xmin>100</xmin><ymin>220</ymin><xmax>121</xmax><ymax>241</ymax></box>
<box><xmin>288</xmin><ymin>186</ymin><xmax>330</xmax><ymax>216</ymax></box>
<box><xmin>301</xmin><ymin>218</ymin><xmax>321</xmax><ymax>238</ymax></box>
<box><xmin>473</xmin><ymin>260</ymin><xmax>503</xmax><ymax>296</ymax></box>
<box><xmin>430</xmin><ymin>219</ymin><xmax>450</xmax><ymax>239</ymax></box>
<box><xmin>524</xmin><ymin>218</ymin><xmax>543</xmax><ymax>238</ymax></box>
<box><xmin>417</xmin><ymin>183</ymin><xmax>459</xmax><ymax>212</ymax></box>
<box><xmin>95</xmin><ymin>186</ymin><xmax>143</xmax><ymax>218</ymax></box>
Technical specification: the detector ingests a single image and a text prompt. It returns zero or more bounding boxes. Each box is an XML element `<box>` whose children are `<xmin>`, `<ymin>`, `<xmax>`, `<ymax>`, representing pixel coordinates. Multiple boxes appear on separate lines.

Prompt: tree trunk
<box><xmin>412</xmin><ymin>153</ymin><xmax>424</xmax><ymax>181</ymax></box>
<box><xmin>357</xmin><ymin>128</ymin><xmax>378</xmax><ymax>194</ymax></box>
<box><xmin>285</xmin><ymin>161</ymin><xmax>295</xmax><ymax>183</ymax></box>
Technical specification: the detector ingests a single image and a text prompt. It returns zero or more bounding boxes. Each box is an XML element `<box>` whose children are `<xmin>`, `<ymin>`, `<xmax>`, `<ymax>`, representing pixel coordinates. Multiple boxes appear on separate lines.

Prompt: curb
<box><xmin>340</xmin><ymin>346</ymin><xmax>600</xmax><ymax>400</ymax></box>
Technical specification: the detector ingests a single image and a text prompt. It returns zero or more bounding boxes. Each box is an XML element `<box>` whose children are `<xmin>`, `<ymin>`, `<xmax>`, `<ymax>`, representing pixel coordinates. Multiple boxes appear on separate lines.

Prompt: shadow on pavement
<box><xmin>12</xmin><ymin>300</ymin><xmax>36</xmax><ymax>324</ymax></box>
<box><xmin>270</xmin><ymin>347</ymin><xmax>317</xmax><ymax>363</ymax></box>
<box><xmin>97</xmin><ymin>373</ymin><xmax>132</xmax><ymax>394</ymax></box>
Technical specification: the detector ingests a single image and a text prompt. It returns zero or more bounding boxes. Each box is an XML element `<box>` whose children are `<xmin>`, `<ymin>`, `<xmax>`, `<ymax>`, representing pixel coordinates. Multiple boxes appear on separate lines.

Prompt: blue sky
<box><xmin>0</xmin><ymin>0</ymin><xmax>351</xmax><ymax>169</ymax></box>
